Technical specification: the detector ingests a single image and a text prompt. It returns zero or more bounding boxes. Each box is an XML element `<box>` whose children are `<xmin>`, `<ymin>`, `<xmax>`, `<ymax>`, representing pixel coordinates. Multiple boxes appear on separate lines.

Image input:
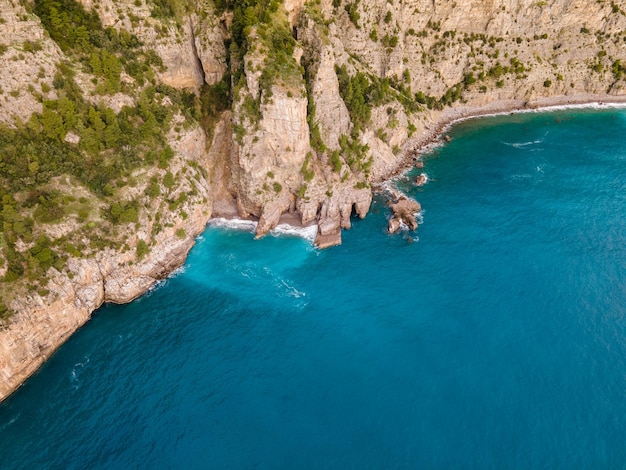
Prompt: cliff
<box><xmin>1</xmin><ymin>0</ymin><xmax>626</xmax><ymax>401</ymax></box>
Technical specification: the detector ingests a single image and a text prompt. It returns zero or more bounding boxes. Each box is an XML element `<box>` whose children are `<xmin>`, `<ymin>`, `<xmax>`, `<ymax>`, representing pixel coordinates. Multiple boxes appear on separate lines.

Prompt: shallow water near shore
<box><xmin>2</xmin><ymin>108</ymin><xmax>626</xmax><ymax>468</ymax></box>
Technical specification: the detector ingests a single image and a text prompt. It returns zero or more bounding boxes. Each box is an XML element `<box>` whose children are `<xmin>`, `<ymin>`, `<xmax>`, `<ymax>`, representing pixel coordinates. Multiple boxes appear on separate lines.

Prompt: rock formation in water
<box><xmin>387</xmin><ymin>197</ymin><xmax>422</xmax><ymax>234</ymax></box>
<box><xmin>1</xmin><ymin>0</ymin><xmax>626</xmax><ymax>401</ymax></box>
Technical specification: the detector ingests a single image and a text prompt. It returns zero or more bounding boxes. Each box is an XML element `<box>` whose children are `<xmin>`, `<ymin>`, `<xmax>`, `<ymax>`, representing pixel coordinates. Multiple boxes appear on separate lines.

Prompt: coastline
<box><xmin>1</xmin><ymin>92</ymin><xmax>625</xmax><ymax>404</ymax></box>
<box><xmin>377</xmin><ymin>93</ymin><xmax>626</xmax><ymax>185</ymax></box>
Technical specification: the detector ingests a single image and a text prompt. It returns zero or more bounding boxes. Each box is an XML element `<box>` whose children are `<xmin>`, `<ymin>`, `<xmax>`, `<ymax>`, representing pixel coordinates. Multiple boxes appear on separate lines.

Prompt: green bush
<box><xmin>163</xmin><ymin>171</ymin><xmax>175</xmax><ymax>189</ymax></box>
<box><xmin>335</xmin><ymin>66</ymin><xmax>372</xmax><ymax>129</ymax></box>
<box><xmin>301</xmin><ymin>152</ymin><xmax>315</xmax><ymax>181</ymax></box>
<box><xmin>23</xmin><ymin>40</ymin><xmax>43</xmax><ymax>53</ymax></box>
<box><xmin>150</xmin><ymin>0</ymin><xmax>177</xmax><ymax>19</ymax></box>
<box><xmin>136</xmin><ymin>239</ymin><xmax>149</xmax><ymax>259</ymax></box>
<box><xmin>330</xmin><ymin>150</ymin><xmax>342</xmax><ymax>173</ymax></box>
<box><xmin>108</xmin><ymin>201</ymin><xmax>139</xmax><ymax>224</ymax></box>
<box><xmin>345</xmin><ymin>2</ymin><xmax>360</xmax><ymax>28</ymax></box>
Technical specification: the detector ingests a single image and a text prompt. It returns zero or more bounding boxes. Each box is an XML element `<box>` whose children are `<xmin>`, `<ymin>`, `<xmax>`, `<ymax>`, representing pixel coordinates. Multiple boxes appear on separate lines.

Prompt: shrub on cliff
<box><xmin>336</xmin><ymin>66</ymin><xmax>372</xmax><ymax>130</ymax></box>
<box><xmin>136</xmin><ymin>240</ymin><xmax>149</xmax><ymax>260</ymax></box>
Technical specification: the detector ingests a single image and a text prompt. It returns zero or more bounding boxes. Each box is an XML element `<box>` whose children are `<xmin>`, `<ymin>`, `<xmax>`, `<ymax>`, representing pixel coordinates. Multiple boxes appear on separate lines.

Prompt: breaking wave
<box><xmin>207</xmin><ymin>217</ymin><xmax>258</xmax><ymax>233</ymax></box>
<box><xmin>270</xmin><ymin>223</ymin><xmax>318</xmax><ymax>242</ymax></box>
<box><xmin>208</xmin><ymin>217</ymin><xmax>317</xmax><ymax>242</ymax></box>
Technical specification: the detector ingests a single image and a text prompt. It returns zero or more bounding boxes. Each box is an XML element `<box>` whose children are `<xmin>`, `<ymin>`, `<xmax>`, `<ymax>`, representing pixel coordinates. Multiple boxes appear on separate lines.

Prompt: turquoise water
<box><xmin>1</xmin><ymin>108</ymin><xmax>626</xmax><ymax>468</ymax></box>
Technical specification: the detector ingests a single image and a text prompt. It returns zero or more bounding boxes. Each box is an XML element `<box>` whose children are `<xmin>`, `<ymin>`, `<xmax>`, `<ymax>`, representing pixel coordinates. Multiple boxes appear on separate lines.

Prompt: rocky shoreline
<box><xmin>383</xmin><ymin>94</ymin><xmax>626</xmax><ymax>186</ymax></box>
<box><xmin>374</xmin><ymin>94</ymin><xmax>626</xmax><ymax>238</ymax></box>
<box><xmin>2</xmin><ymin>94</ymin><xmax>626</xmax><ymax>403</ymax></box>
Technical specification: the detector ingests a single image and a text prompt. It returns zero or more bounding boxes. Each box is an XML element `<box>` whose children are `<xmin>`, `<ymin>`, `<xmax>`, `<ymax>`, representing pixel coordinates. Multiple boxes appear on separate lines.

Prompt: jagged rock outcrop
<box><xmin>191</xmin><ymin>12</ymin><xmax>228</xmax><ymax>86</ymax></box>
<box><xmin>285</xmin><ymin>0</ymin><xmax>305</xmax><ymax>26</ymax></box>
<box><xmin>313</xmin><ymin>47</ymin><xmax>352</xmax><ymax>148</ymax></box>
<box><xmin>387</xmin><ymin>198</ymin><xmax>422</xmax><ymax>234</ymax></box>
<box><xmin>231</xmin><ymin>79</ymin><xmax>311</xmax><ymax>235</ymax></box>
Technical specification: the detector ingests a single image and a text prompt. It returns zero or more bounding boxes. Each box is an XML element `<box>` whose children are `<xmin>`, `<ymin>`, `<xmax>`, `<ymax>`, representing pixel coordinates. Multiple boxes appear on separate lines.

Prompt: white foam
<box><xmin>208</xmin><ymin>217</ymin><xmax>317</xmax><ymax>243</ymax></box>
<box><xmin>0</xmin><ymin>413</ymin><xmax>20</xmax><ymax>432</ymax></box>
<box><xmin>379</xmin><ymin>180</ymin><xmax>409</xmax><ymax>200</ymax></box>
<box><xmin>279</xmin><ymin>279</ymin><xmax>306</xmax><ymax>299</ymax></box>
<box><xmin>509</xmin><ymin>174</ymin><xmax>532</xmax><ymax>181</ymax></box>
<box><xmin>503</xmin><ymin>139</ymin><xmax>544</xmax><ymax>148</ymax></box>
<box><xmin>415</xmin><ymin>101</ymin><xmax>626</xmax><ymax>161</ymax></box>
<box><xmin>208</xmin><ymin>217</ymin><xmax>258</xmax><ymax>233</ymax></box>
<box><xmin>143</xmin><ymin>275</ymin><xmax>175</xmax><ymax>298</ymax></box>
<box><xmin>270</xmin><ymin>223</ymin><xmax>318</xmax><ymax>242</ymax></box>
<box><xmin>415</xmin><ymin>210</ymin><xmax>425</xmax><ymax>225</ymax></box>
<box><xmin>441</xmin><ymin>101</ymin><xmax>626</xmax><ymax>136</ymax></box>
<box><xmin>261</xmin><ymin>267</ymin><xmax>308</xmax><ymax>306</ymax></box>
<box><xmin>70</xmin><ymin>355</ymin><xmax>90</xmax><ymax>390</ymax></box>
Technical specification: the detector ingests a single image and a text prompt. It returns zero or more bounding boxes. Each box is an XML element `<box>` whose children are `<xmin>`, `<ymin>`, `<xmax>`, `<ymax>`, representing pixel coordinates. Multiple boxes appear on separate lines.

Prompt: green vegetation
<box><xmin>611</xmin><ymin>2</ymin><xmax>625</xmax><ymax>15</ymax></box>
<box><xmin>345</xmin><ymin>1</ymin><xmax>361</xmax><ymax>28</ymax></box>
<box><xmin>2</xmin><ymin>0</ymin><xmax>621</xmax><ymax>320</ymax></box>
<box><xmin>227</xmin><ymin>0</ymin><xmax>302</xmax><ymax>101</ymax></box>
<box><xmin>335</xmin><ymin>65</ymin><xmax>419</xmax><ymax>126</ymax></box>
<box><xmin>33</xmin><ymin>0</ymin><xmax>164</xmax><ymax>92</ymax></box>
<box><xmin>612</xmin><ymin>60</ymin><xmax>626</xmax><ymax>80</ymax></box>
<box><xmin>330</xmin><ymin>150</ymin><xmax>342</xmax><ymax>173</ymax></box>
<box><xmin>150</xmin><ymin>0</ymin><xmax>178</xmax><ymax>19</ymax></box>
<box><xmin>301</xmin><ymin>152</ymin><xmax>315</xmax><ymax>181</ymax></box>
<box><xmin>0</xmin><ymin>0</ymin><xmax>200</xmax><ymax>319</ymax></box>
<box><xmin>199</xmin><ymin>78</ymin><xmax>232</xmax><ymax>142</ymax></box>
<box><xmin>0</xmin><ymin>297</ymin><xmax>9</xmax><ymax>321</ymax></box>
<box><xmin>335</xmin><ymin>66</ymin><xmax>374</xmax><ymax>130</ymax></box>
<box><xmin>339</xmin><ymin>129</ymin><xmax>371</xmax><ymax>177</ymax></box>
<box><xmin>23</xmin><ymin>40</ymin><xmax>43</xmax><ymax>53</ymax></box>
<box><xmin>136</xmin><ymin>239</ymin><xmax>149</xmax><ymax>259</ymax></box>
<box><xmin>302</xmin><ymin>63</ymin><xmax>327</xmax><ymax>154</ymax></box>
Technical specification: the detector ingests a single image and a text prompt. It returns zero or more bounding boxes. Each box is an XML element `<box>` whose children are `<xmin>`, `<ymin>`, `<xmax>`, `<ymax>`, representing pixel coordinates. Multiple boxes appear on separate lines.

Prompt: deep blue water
<box><xmin>2</xmin><ymin>108</ymin><xmax>626</xmax><ymax>469</ymax></box>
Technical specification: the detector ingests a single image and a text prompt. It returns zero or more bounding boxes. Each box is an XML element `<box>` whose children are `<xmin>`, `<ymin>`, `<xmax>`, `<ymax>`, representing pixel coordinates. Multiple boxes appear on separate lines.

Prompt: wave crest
<box><xmin>270</xmin><ymin>223</ymin><xmax>318</xmax><ymax>242</ymax></box>
<box><xmin>208</xmin><ymin>217</ymin><xmax>317</xmax><ymax>242</ymax></box>
<box><xmin>208</xmin><ymin>217</ymin><xmax>258</xmax><ymax>232</ymax></box>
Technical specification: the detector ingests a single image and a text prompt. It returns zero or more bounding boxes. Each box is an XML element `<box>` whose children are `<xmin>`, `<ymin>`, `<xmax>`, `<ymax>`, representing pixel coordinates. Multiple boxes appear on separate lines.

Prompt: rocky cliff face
<box><xmin>0</xmin><ymin>126</ymin><xmax>213</xmax><ymax>400</ymax></box>
<box><xmin>1</xmin><ymin>0</ymin><xmax>626</xmax><ymax>401</ymax></box>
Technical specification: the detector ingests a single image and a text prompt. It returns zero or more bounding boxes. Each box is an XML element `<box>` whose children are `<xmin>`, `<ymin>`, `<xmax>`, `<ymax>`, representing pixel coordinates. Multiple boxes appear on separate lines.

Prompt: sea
<box><xmin>1</xmin><ymin>107</ymin><xmax>626</xmax><ymax>469</ymax></box>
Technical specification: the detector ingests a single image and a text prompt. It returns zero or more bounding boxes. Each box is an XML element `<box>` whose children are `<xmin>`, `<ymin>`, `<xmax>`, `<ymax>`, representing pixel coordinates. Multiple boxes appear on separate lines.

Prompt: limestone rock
<box><xmin>0</xmin><ymin>3</ymin><xmax>63</xmax><ymax>125</ymax></box>
<box><xmin>309</xmin><ymin>46</ymin><xmax>352</xmax><ymax>150</ymax></box>
<box><xmin>192</xmin><ymin>13</ymin><xmax>228</xmax><ymax>86</ymax></box>
<box><xmin>155</xmin><ymin>21</ymin><xmax>205</xmax><ymax>89</ymax></box>
<box><xmin>388</xmin><ymin>198</ymin><xmax>422</xmax><ymax>234</ymax></box>
<box><xmin>285</xmin><ymin>0</ymin><xmax>305</xmax><ymax>26</ymax></box>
